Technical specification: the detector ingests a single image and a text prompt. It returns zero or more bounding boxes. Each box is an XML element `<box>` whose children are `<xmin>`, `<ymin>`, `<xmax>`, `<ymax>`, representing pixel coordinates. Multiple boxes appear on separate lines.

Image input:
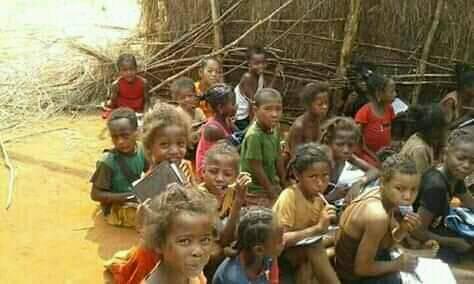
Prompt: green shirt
<box><xmin>240</xmin><ymin>122</ymin><xmax>281</xmax><ymax>192</ymax></box>
<box><xmin>90</xmin><ymin>145</ymin><xmax>147</xmax><ymax>194</ymax></box>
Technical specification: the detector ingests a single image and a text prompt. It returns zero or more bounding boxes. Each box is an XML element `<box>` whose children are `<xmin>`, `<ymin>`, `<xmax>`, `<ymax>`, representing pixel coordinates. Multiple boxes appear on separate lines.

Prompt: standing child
<box><xmin>105</xmin><ymin>54</ymin><xmax>149</xmax><ymax>116</ymax></box>
<box><xmin>195</xmin><ymin>57</ymin><xmax>222</xmax><ymax>118</ymax></box>
<box><xmin>234</xmin><ymin>46</ymin><xmax>282</xmax><ymax>131</ymax></box>
<box><xmin>343</xmin><ymin>63</ymin><xmax>372</xmax><ymax>117</ymax></box>
<box><xmin>195</xmin><ymin>84</ymin><xmax>236</xmax><ymax>176</ymax></box>
<box><xmin>355</xmin><ymin>73</ymin><xmax>396</xmax><ymax>165</ymax></box>
<box><xmin>212</xmin><ymin>207</ymin><xmax>284</xmax><ymax>284</ymax></box>
<box><xmin>91</xmin><ymin>107</ymin><xmax>147</xmax><ymax>227</ymax></box>
<box><xmin>273</xmin><ymin>143</ymin><xmax>340</xmax><ymax>284</ymax></box>
<box><xmin>240</xmin><ymin>88</ymin><xmax>286</xmax><ymax>207</ymax></box>
<box><xmin>143</xmin><ymin>183</ymin><xmax>218</xmax><ymax>284</ymax></box>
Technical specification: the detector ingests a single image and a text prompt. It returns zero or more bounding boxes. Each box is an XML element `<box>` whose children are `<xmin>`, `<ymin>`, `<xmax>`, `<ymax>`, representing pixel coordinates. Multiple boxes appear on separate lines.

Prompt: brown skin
<box><xmin>150</xmin><ymin>125</ymin><xmax>188</xmax><ymax>165</ymax></box>
<box><xmin>203</xmin><ymin>95</ymin><xmax>236</xmax><ymax>144</ymax></box>
<box><xmin>174</xmin><ymin>88</ymin><xmax>204</xmax><ymax>145</ymax></box>
<box><xmin>146</xmin><ymin>212</ymin><xmax>215</xmax><ymax>284</ymax></box>
<box><xmin>109</xmin><ymin>62</ymin><xmax>150</xmax><ymax>111</ymax></box>
<box><xmin>413</xmin><ymin>141</ymin><xmax>474</xmax><ymax>253</ymax></box>
<box><xmin>249</xmin><ymin>100</ymin><xmax>286</xmax><ymax>199</ymax></box>
<box><xmin>90</xmin><ymin>118</ymin><xmax>138</xmax><ymax>204</ymax></box>
<box><xmin>198</xmin><ymin>59</ymin><xmax>221</xmax><ymax>93</ymax></box>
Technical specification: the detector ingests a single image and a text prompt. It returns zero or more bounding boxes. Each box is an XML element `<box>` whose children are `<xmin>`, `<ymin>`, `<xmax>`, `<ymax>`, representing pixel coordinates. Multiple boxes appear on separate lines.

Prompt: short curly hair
<box><xmin>381</xmin><ymin>154</ymin><xmax>418</xmax><ymax>182</ymax></box>
<box><xmin>299</xmin><ymin>82</ymin><xmax>330</xmax><ymax>110</ymax></box>
<box><xmin>142</xmin><ymin>103</ymin><xmax>192</xmax><ymax>161</ymax></box>
<box><xmin>204</xmin><ymin>141</ymin><xmax>240</xmax><ymax>171</ymax></box>
<box><xmin>234</xmin><ymin>206</ymin><xmax>276</xmax><ymax>251</ymax></box>
<box><xmin>447</xmin><ymin>126</ymin><xmax>474</xmax><ymax>149</ymax></box>
<box><xmin>144</xmin><ymin>183</ymin><xmax>218</xmax><ymax>249</ymax></box>
<box><xmin>320</xmin><ymin>116</ymin><xmax>361</xmax><ymax>145</ymax></box>
<box><xmin>107</xmin><ymin>107</ymin><xmax>138</xmax><ymax>130</ymax></box>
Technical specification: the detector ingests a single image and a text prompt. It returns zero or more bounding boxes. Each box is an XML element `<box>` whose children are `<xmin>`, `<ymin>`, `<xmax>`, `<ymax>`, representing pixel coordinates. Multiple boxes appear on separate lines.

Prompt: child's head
<box><xmin>366</xmin><ymin>73</ymin><xmax>396</xmax><ymax>105</ymax></box>
<box><xmin>409</xmin><ymin>104</ymin><xmax>447</xmax><ymax>144</ymax></box>
<box><xmin>350</xmin><ymin>62</ymin><xmax>373</xmax><ymax>94</ymax></box>
<box><xmin>202</xmin><ymin>142</ymin><xmax>239</xmax><ymax>193</ymax></box>
<box><xmin>247</xmin><ymin>46</ymin><xmax>266</xmax><ymax>76</ymax></box>
<box><xmin>202</xmin><ymin>83</ymin><xmax>236</xmax><ymax>117</ymax></box>
<box><xmin>254</xmin><ymin>88</ymin><xmax>283</xmax><ymax>130</ymax></box>
<box><xmin>171</xmin><ymin>77</ymin><xmax>197</xmax><ymax>113</ymax></box>
<box><xmin>290</xmin><ymin>143</ymin><xmax>331</xmax><ymax>198</ymax></box>
<box><xmin>142</xmin><ymin>103</ymin><xmax>192</xmax><ymax>164</ymax></box>
<box><xmin>235</xmin><ymin>207</ymin><xmax>284</xmax><ymax>260</ymax></box>
<box><xmin>380</xmin><ymin>154</ymin><xmax>419</xmax><ymax>207</ymax></box>
<box><xmin>144</xmin><ymin>183</ymin><xmax>218</xmax><ymax>278</ymax></box>
<box><xmin>455</xmin><ymin>64</ymin><xmax>474</xmax><ymax>98</ymax></box>
<box><xmin>107</xmin><ymin>107</ymin><xmax>138</xmax><ymax>154</ymax></box>
<box><xmin>199</xmin><ymin>57</ymin><xmax>221</xmax><ymax>86</ymax></box>
<box><xmin>300</xmin><ymin>82</ymin><xmax>330</xmax><ymax>118</ymax></box>
<box><xmin>445</xmin><ymin>126</ymin><xmax>474</xmax><ymax>180</ymax></box>
<box><xmin>117</xmin><ymin>53</ymin><xmax>138</xmax><ymax>82</ymax></box>
<box><xmin>320</xmin><ymin>117</ymin><xmax>360</xmax><ymax>162</ymax></box>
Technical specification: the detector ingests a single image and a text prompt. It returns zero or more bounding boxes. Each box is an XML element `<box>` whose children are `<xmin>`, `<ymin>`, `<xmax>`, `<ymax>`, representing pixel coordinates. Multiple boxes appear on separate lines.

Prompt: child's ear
<box><xmin>252</xmin><ymin>244</ymin><xmax>265</xmax><ymax>257</ymax></box>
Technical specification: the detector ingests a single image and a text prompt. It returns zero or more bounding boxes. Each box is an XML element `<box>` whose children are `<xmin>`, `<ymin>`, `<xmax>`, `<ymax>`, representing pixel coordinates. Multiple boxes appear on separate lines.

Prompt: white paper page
<box><xmin>401</xmin><ymin>258</ymin><xmax>456</xmax><ymax>284</ymax></box>
<box><xmin>392</xmin><ymin>97</ymin><xmax>409</xmax><ymax>115</ymax></box>
<box><xmin>337</xmin><ymin>161</ymin><xmax>365</xmax><ymax>187</ymax></box>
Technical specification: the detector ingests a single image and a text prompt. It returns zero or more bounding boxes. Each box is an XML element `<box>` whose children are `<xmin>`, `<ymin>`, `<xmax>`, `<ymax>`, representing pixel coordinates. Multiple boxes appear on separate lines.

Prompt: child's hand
<box><xmin>235</xmin><ymin>172</ymin><xmax>252</xmax><ymax>204</ymax></box>
<box><xmin>319</xmin><ymin>204</ymin><xmax>337</xmax><ymax>231</ymax></box>
<box><xmin>399</xmin><ymin>253</ymin><xmax>418</xmax><ymax>273</ymax></box>
<box><xmin>268</xmin><ymin>185</ymin><xmax>281</xmax><ymax>200</ymax></box>
<box><xmin>399</xmin><ymin>212</ymin><xmax>422</xmax><ymax>234</ymax></box>
<box><xmin>136</xmin><ymin>198</ymin><xmax>152</xmax><ymax>233</ymax></box>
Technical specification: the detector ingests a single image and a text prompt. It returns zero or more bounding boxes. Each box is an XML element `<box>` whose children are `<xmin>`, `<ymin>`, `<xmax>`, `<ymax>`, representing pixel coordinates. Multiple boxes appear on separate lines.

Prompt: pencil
<box><xmin>318</xmin><ymin>192</ymin><xmax>329</xmax><ymax>206</ymax></box>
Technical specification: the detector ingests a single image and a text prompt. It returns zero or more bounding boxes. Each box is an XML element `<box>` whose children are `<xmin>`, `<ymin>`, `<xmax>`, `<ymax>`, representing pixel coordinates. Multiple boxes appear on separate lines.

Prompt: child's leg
<box><xmin>306</xmin><ymin>242</ymin><xmax>340</xmax><ymax>284</ymax></box>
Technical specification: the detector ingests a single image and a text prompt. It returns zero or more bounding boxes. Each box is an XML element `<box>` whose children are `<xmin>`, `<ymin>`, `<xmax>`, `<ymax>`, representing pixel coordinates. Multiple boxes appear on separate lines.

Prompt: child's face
<box><xmin>160</xmin><ymin>211</ymin><xmax>214</xmax><ymax>279</ymax></box>
<box><xmin>200</xmin><ymin>60</ymin><xmax>220</xmax><ymax>86</ymax></box>
<box><xmin>445</xmin><ymin>142</ymin><xmax>474</xmax><ymax>180</ymax></box>
<box><xmin>176</xmin><ymin>88</ymin><xmax>197</xmax><ymax>112</ymax></box>
<box><xmin>108</xmin><ymin>118</ymin><xmax>137</xmax><ymax>154</ymax></box>
<box><xmin>119</xmin><ymin>62</ymin><xmax>138</xmax><ymax>82</ymax></box>
<box><xmin>151</xmin><ymin>125</ymin><xmax>187</xmax><ymax>164</ymax></box>
<box><xmin>249</xmin><ymin>53</ymin><xmax>266</xmax><ymax>75</ymax></box>
<box><xmin>296</xmin><ymin>162</ymin><xmax>331</xmax><ymax>198</ymax></box>
<box><xmin>255</xmin><ymin>100</ymin><xmax>283</xmax><ymax>130</ymax></box>
<box><xmin>330</xmin><ymin>130</ymin><xmax>357</xmax><ymax>162</ymax></box>
<box><xmin>379</xmin><ymin>79</ymin><xmax>396</xmax><ymax>104</ymax></box>
<box><xmin>219</xmin><ymin>96</ymin><xmax>237</xmax><ymax>118</ymax></box>
<box><xmin>310</xmin><ymin>93</ymin><xmax>329</xmax><ymax>118</ymax></box>
<box><xmin>382</xmin><ymin>172</ymin><xmax>420</xmax><ymax>207</ymax></box>
<box><xmin>202</xmin><ymin>154</ymin><xmax>238</xmax><ymax>193</ymax></box>
<box><xmin>355</xmin><ymin>76</ymin><xmax>368</xmax><ymax>93</ymax></box>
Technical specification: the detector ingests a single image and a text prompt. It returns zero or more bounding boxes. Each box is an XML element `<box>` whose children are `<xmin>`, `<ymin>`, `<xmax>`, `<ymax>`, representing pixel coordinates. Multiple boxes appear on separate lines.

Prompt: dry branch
<box><xmin>1</xmin><ymin>139</ymin><xmax>15</xmax><ymax>209</ymax></box>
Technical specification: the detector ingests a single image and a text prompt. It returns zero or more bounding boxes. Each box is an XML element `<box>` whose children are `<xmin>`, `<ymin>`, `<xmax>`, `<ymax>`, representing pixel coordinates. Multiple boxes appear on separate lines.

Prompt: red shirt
<box><xmin>355</xmin><ymin>103</ymin><xmax>395</xmax><ymax>153</ymax></box>
<box><xmin>115</xmin><ymin>77</ymin><xmax>145</xmax><ymax>112</ymax></box>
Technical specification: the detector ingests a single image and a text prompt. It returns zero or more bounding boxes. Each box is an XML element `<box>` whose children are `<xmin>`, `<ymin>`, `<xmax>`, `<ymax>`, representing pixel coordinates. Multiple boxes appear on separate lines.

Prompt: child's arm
<box><xmin>349</xmin><ymin>154</ymin><xmax>380</xmax><ymax>184</ymax></box>
<box><xmin>269</xmin><ymin>63</ymin><xmax>283</xmax><ymax>88</ymax></box>
<box><xmin>142</xmin><ymin>77</ymin><xmax>150</xmax><ymax>111</ymax></box>
<box><xmin>108</xmin><ymin>80</ymin><xmax>119</xmax><ymax>108</ymax></box>
<box><xmin>239</xmin><ymin>73</ymin><xmax>256</xmax><ymax>102</ymax></box>
<box><xmin>90</xmin><ymin>162</ymin><xmax>135</xmax><ymax>204</ymax></box>
<box><xmin>249</xmin><ymin>159</ymin><xmax>279</xmax><ymax>199</ymax></box>
<box><xmin>276</xmin><ymin>153</ymin><xmax>287</xmax><ymax>188</ymax></box>
<box><xmin>287</xmin><ymin>122</ymin><xmax>304</xmax><ymax>157</ymax></box>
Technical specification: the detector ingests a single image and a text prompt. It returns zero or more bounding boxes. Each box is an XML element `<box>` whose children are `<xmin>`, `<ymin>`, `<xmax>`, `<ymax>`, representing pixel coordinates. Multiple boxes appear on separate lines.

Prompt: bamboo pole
<box><xmin>209</xmin><ymin>0</ymin><xmax>224</xmax><ymax>50</ymax></box>
<box><xmin>411</xmin><ymin>0</ymin><xmax>445</xmax><ymax>105</ymax></box>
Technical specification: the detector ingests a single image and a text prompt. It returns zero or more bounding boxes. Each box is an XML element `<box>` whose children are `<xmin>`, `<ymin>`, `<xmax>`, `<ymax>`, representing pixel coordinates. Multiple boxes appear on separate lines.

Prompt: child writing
<box><xmin>320</xmin><ymin>117</ymin><xmax>379</xmax><ymax>202</ymax></box>
<box><xmin>240</xmin><ymin>88</ymin><xmax>286</xmax><ymax>207</ymax></box>
<box><xmin>286</xmin><ymin>82</ymin><xmax>330</xmax><ymax>160</ymax></box>
<box><xmin>355</xmin><ymin>72</ymin><xmax>396</xmax><ymax>166</ymax></box>
<box><xmin>195</xmin><ymin>84</ymin><xmax>236</xmax><ymax>176</ymax></box>
<box><xmin>400</xmin><ymin>104</ymin><xmax>447</xmax><ymax>175</ymax></box>
<box><xmin>334</xmin><ymin>155</ymin><xmax>422</xmax><ymax>284</ymax></box>
<box><xmin>413</xmin><ymin>126</ymin><xmax>474</xmax><ymax>264</ymax></box>
<box><xmin>273</xmin><ymin>143</ymin><xmax>340</xmax><ymax>284</ymax></box>
<box><xmin>195</xmin><ymin>57</ymin><xmax>222</xmax><ymax>118</ymax></box>
<box><xmin>212</xmin><ymin>207</ymin><xmax>284</xmax><ymax>284</ymax></box>
<box><xmin>143</xmin><ymin>183</ymin><xmax>218</xmax><ymax>284</ymax></box>
<box><xmin>104</xmin><ymin>54</ymin><xmax>149</xmax><ymax>116</ymax></box>
<box><xmin>91</xmin><ymin>107</ymin><xmax>147</xmax><ymax>227</ymax></box>
<box><xmin>234</xmin><ymin>46</ymin><xmax>282</xmax><ymax>131</ymax></box>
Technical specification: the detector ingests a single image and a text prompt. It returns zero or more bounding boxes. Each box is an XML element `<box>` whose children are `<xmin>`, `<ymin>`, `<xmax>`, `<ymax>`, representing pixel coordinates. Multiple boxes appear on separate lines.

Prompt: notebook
<box><xmin>400</xmin><ymin>257</ymin><xmax>456</xmax><ymax>284</ymax></box>
<box><xmin>337</xmin><ymin>161</ymin><xmax>366</xmax><ymax>187</ymax></box>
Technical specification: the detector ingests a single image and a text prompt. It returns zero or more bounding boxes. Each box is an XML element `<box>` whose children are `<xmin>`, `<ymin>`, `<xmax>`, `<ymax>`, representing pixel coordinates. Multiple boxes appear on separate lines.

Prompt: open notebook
<box><xmin>400</xmin><ymin>257</ymin><xmax>456</xmax><ymax>284</ymax></box>
<box><xmin>337</xmin><ymin>161</ymin><xmax>366</xmax><ymax>187</ymax></box>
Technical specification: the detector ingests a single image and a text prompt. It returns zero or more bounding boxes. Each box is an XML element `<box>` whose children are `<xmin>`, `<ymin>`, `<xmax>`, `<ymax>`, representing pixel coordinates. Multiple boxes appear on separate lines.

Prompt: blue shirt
<box><xmin>212</xmin><ymin>256</ymin><xmax>273</xmax><ymax>284</ymax></box>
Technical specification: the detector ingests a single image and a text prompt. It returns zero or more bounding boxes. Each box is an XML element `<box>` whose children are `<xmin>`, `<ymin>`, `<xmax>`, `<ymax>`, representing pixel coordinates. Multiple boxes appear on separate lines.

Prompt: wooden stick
<box><xmin>4</xmin><ymin>127</ymin><xmax>69</xmax><ymax>144</ymax></box>
<box><xmin>209</xmin><ymin>0</ymin><xmax>224</xmax><ymax>50</ymax></box>
<box><xmin>1</xmin><ymin>139</ymin><xmax>15</xmax><ymax>209</ymax></box>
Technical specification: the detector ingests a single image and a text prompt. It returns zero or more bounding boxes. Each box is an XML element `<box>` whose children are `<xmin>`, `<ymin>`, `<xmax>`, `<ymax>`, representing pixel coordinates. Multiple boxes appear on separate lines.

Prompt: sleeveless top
<box><xmin>116</xmin><ymin>77</ymin><xmax>145</xmax><ymax>112</ymax></box>
<box><xmin>235</xmin><ymin>74</ymin><xmax>264</xmax><ymax>121</ymax></box>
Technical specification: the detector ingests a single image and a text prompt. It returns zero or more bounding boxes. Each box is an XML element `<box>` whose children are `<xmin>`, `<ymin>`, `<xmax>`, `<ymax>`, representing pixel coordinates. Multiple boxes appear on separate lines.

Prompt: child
<box><xmin>273</xmin><ymin>143</ymin><xmax>340</xmax><ymax>284</ymax></box>
<box><xmin>90</xmin><ymin>107</ymin><xmax>147</xmax><ymax>227</ymax></box>
<box><xmin>400</xmin><ymin>104</ymin><xmax>447</xmax><ymax>175</ymax></box>
<box><xmin>195</xmin><ymin>57</ymin><xmax>222</xmax><ymax>118</ymax></box>
<box><xmin>234</xmin><ymin>46</ymin><xmax>282</xmax><ymax>131</ymax></box>
<box><xmin>355</xmin><ymin>73</ymin><xmax>396</xmax><ymax>165</ymax></box>
<box><xmin>240</xmin><ymin>88</ymin><xmax>286</xmax><ymax>206</ymax></box>
<box><xmin>195</xmin><ymin>84</ymin><xmax>236</xmax><ymax>176</ymax></box>
<box><xmin>320</xmin><ymin>117</ymin><xmax>379</xmax><ymax>202</ymax></box>
<box><xmin>413</xmin><ymin>126</ymin><xmax>474</xmax><ymax>263</ymax></box>
<box><xmin>335</xmin><ymin>155</ymin><xmax>422</xmax><ymax>283</ymax></box>
<box><xmin>287</xmin><ymin>82</ymin><xmax>330</xmax><ymax>159</ymax></box>
<box><xmin>105</xmin><ymin>54</ymin><xmax>149</xmax><ymax>115</ymax></box>
<box><xmin>105</xmin><ymin>103</ymin><xmax>194</xmax><ymax>284</ymax></box>
<box><xmin>343</xmin><ymin>63</ymin><xmax>372</xmax><ymax>117</ymax></box>
<box><xmin>143</xmin><ymin>183</ymin><xmax>218</xmax><ymax>284</ymax></box>
<box><xmin>212</xmin><ymin>207</ymin><xmax>284</xmax><ymax>284</ymax></box>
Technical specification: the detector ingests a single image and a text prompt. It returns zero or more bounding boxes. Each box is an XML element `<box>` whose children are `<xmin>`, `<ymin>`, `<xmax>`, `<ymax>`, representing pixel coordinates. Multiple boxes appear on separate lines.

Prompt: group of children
<box><xmin>90</xmin><ymin>49</ymin><xmax>474</xmax><ymax>283</ymax></box>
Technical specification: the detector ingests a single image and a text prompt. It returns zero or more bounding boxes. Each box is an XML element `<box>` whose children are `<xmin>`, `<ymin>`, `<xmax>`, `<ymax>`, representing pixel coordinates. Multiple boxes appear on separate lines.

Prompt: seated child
<box><xmin>240</xmin><ymin>88</ymin><xmax>286</xmax><ymax>207</ymax></box>
<box><xmin>234</xmin><ymin>46</ymin><xmax>282</xmax><ymax>131</ymax></box>
<box><xmin>195</xmin><ymin>57</ymin><xmax>222</xmax><ymax>118</ymax></box>
<box><xmin>413</xmin><ymin>126</ymin><xmax>474</xmax><ymax>264</ymax></box>
<box><xmin>286</xmin><ymin>82</ymin><xmax>330</xmax><ymax>165</ymax></box>
<box><xmin>400</xmin><ymin>104</ymin><xmax>447</xmax><ymax>175</ymax></box>
<box><xmin>212</xmin><ymin>207</ymin><xmax>284</xmax><ymax>284</ymax></box>
<box><xmin>104</xmin><ymin>54</ymin><xmax>149</xmax><ymax>117</ymax></box>
<box><xmin>320</xmin><ymin>117</ymin><xmax>380</xmax><ymax>202</ymax></box>
<box><xmin>334</xmin><ymin>155</ymin><xmax>421</xmax><ymax>284</ymax></box>
<box><xmin>90</xmin><ymin>107</ymin><xmax>147</xmax><ymax>227</ymax></box>
<box><xmin>142</xmin><ymin>183</ymin><xmax>218</xmax><ymax>284</ymax></box>
<box><xmin>273</xmin><ymin>143</ymin><xmax>340</xmax><ymax>284</ymax></box>
<box><xmin>196</xmin><ymin>84</ymin><xmax>236</xmax><ymax>176</ymax></box>
<box><xmin>355</xmin><ymin>73</ymin><xmax>396</xmax><ymax>167</ymax></box>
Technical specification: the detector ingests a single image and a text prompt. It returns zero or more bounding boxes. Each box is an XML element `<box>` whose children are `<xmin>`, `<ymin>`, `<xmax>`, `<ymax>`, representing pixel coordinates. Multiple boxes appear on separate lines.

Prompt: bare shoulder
<box><xmin>111</xmin><ymin>78</ymin><xmax>120</xmax><ymax>86</ymax></box>
<box><xmin>362</xmin><ymin>200</ymin><xmax>391</xmax><ymax>226</ymax></box>
<box><xmin>290</xmin><ymin>115</ymin><xmax>305</xmax><ymax>130</ymax></box>
<box><xmin>137</xmin><ymin>75</ymin><xmax>148</xmax><ymax>85</ymax></box>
